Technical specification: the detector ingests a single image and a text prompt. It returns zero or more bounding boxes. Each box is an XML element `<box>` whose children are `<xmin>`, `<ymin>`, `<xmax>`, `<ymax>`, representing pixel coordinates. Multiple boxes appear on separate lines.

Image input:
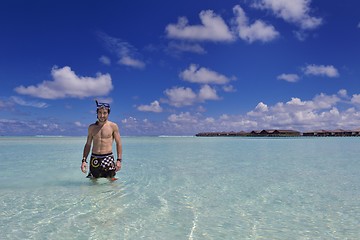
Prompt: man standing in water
<box><xmin>81</xmin><ymin>100</ymin><xmax>122</xmax><ymax>179</ymax></box>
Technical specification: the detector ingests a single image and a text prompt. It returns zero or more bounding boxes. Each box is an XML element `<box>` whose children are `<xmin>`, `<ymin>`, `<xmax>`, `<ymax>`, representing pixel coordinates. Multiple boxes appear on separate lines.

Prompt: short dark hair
<box><xmin>96</xmin><ymin>107</ymin><xmax>110</xmax><ymax>114</ymax></box>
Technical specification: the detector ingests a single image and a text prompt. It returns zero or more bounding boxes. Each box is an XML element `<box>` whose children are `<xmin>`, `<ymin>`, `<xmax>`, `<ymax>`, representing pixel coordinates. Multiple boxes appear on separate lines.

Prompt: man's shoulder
<box><xmin>108</xmin><ymin>121</ymin><xmax>119</xmax><ymax>128</ymax></box>
<box><xmin>106</xmin><ymin>120</ymin><xmax>115</xmax><ymax>125</ymax></box>
<box><xmin>89</xmin><ymin>122</ymin><xmax>99</xmax><ymax>128</ymax></box>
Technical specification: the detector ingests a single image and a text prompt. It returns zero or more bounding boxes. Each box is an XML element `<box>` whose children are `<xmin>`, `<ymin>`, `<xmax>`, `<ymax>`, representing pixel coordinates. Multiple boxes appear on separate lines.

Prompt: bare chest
<box><xmin>92</xmin><ymin>125</ymin><xmax>113</xmax><ymax>140</ymax></box>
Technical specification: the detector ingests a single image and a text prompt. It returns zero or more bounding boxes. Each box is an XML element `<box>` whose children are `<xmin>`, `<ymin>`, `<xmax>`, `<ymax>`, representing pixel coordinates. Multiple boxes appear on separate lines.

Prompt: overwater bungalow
<box><xmin>197</xmin><ymin>129</ymin><xmax>301</xmax><ymax>137</ymax></box>
<box><xmin>303</xmin><ymin>129</ymin><xmax>330</xmax><ymax>137</ymax></box>
<box><xmin>303</xmin><ymin>129</ymin><xmax>360</xmax><ymax>137</ymax></box>
<box><xmin>251</xmin><ymin>129</ymin><xmax>301</xmax><ymax>137</ymax></box>
<box><xmin>196</xmin><ymin>128</ymin><xmax>360</xmax><ymax>137</ymax></box>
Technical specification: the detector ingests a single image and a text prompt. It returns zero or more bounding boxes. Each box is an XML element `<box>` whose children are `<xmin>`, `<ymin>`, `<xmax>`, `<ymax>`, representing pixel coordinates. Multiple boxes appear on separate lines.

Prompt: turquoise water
<box><xmin>0</xmin><ymin>136</ymin><xmax>359</xmax><ymax>239</ymax></box>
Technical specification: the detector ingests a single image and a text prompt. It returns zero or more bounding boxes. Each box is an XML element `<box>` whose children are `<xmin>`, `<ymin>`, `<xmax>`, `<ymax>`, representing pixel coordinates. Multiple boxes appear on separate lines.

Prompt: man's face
<box><xmin>97</xmin><ymin>108</ymin><xmax>109</xmax><ymax>122</ymax></box>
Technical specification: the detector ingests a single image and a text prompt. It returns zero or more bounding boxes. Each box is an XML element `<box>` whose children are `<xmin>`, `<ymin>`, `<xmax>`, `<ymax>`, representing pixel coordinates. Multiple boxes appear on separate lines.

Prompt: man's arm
<box><xmin>113</xmin><ymin>123</ymin><xmax>122</xmax><ymax>171</ymax></box>
<box><xmin>81</xmin><ymin>126</ymin><xmax>93</xmax><ymax>173</ymax></box>
<box><xmin>83</xmin><ymin>134</ymin><xmax>92</xmax><ymax>160</ymax></box>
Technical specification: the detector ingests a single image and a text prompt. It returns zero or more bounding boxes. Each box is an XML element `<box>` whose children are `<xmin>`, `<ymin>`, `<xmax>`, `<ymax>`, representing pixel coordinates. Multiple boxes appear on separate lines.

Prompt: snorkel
<box><xmin>95</xmin><ymin>100</ymin><xmax>111</xmax><ymax>114</ymax></box>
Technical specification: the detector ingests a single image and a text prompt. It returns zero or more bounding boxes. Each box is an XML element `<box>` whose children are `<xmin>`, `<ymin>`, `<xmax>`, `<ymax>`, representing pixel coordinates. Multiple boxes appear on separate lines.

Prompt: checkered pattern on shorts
<box><xmin>100</xmin><ymin>155</ymin><xmax>115</xmax><ymax>171</ymax></box>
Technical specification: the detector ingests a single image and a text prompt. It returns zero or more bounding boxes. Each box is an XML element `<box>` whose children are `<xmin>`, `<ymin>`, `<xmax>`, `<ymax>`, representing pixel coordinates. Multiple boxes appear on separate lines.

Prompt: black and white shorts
<box><xmin>88</xmin><ymin>153</ymin><xmax>116</xmax><ymax>178</ymax></box>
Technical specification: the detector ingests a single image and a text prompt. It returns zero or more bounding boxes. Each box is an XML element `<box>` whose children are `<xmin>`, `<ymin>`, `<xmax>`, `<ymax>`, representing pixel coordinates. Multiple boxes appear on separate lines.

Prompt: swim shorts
<box><xmin>87</xmin><ymin>153</ymin><xmax>116</xmax><ymax>178</ymax></box>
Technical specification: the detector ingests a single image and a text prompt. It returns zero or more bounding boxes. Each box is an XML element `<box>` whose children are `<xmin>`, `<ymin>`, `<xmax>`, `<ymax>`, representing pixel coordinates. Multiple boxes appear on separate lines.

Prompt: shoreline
<box><xmin>195</xmin><ymin>129</ymin><xmax>360</xmax><ymax>137</ymax></box>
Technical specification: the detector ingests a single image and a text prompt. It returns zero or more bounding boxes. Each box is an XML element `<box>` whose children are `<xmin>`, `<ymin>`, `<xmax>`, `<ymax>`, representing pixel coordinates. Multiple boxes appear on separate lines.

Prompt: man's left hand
<box><xmin>115</xmin><ymin>160</ymin><xmax>121</xmax><ymax>172</ymax></box>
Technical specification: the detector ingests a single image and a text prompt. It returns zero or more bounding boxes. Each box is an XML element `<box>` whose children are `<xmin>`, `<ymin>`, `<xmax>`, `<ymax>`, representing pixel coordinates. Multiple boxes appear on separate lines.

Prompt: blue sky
<box><xmin>1</xmin><ymin>0</ymin><xmax>360</xmax><ymax>136</ymax></box>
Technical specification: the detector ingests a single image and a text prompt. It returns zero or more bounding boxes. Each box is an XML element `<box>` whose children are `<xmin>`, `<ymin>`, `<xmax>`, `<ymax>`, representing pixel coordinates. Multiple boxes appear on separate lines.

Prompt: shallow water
<box><xmin>0</xmin><ymin>136</ymin><xmax>359</xmax><ymax>239</ymax></box>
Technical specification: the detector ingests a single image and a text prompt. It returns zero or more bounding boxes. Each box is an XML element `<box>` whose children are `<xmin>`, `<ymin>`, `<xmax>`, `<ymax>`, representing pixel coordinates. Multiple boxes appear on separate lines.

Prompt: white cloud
<box><xmin>351</xmin><ymin>94</ymin><xmax>360</xmax><ymax>105</ymax></box>
<box><xmin>167</xmin><ymin>42</ymin><xmax>207</xmax><ymax>55</ymax></box>
<box><xmin>98</xmin><ymin>32</ymin><xmax>145</xmax><ymax>69</ymax></box>
<box><xmin>245</xmin><ymin>92</ymin><xmax>346</xmax><ymax>130</ymax></box>
<box><xmin>122</xmin><ymin>116</ymin><xmax>137</xmax><ymax>124</ymax></box>
<box><xmin>15</xmin><ymin>66</ymin><xmax>113</xmax><ymax>99</ymax></box>
<box><xmin>233</xmin><ymin>5</ymin><xmax>279</xmax><ymax>43</ymax></box>
<box><xmin>99</xmin><ymin>55</ymin><xmax>111</xmax><ymax>65</ymax></box>
<box><xmin>223</xmin><ymin>85</ymin><xmax>237</xmax><ymax>92</ymax></box>
<box><xmin>277</xmin><ymin>73</ymin><xmax>300</xmax><ymax>82</ymax></box>
<box><xmin>10</xmin><ymin>96</ymin><xmax>48</xmax><ymax>108</ymax></box>
<box><xmin>0</xmin><ymin>99</ymin><xmax>15</xmax><ymax>110</ymax></box>
<box><xmin>303</xmin><ymin>64</ymin><xmax>339</xmax><ymax>77</ymax></box>
<box><xmin>168</xmin><ymin>112</ymin><xmax>198</xmax><ymax>123</ymax></box>
<box><xmin>220</xmin><ymin>114</ymin><xmax>230</xmax><ymax>120</ymax></box>
<box><xmin>256</xmin><ymin>102</ymin><xmax>269</xmax><ymax>112</ymax></box>
<box><xmin>286</xmin><ymin>97</ymin><xmax>307</xmax><ymax>106</ymax></box>
<box><xmin>165</xmin><ymin>10</ymin><xmax>234</xmax><ymax>42</ymax></box>
<box><xmin>74</xmin><ymin>121</ymin><xmax>86</xmax><ymax>127</ymax></box>
<box><xmin>137</xmin><ymin>100</ymin><xmax>163</xmax><ymax>113</ymax></box>
<box><xmin>0</xmin><ymin>118</ymin><xmax>66</xmax><ymax>135</ymax></box>
<box><xmin>164</xmin><ymin>87</ymin><xmax>198</xmax><ymax>107</ymax></box>
<box><xmin>164</xmin><ymin>85</ymin><xmax>221</xmax><ymax>107</ymax></box>
<box><xmin>205</xmin><ymin>117</ymin><xmax>215</xmax><ymax>123</ymax></box>
<box><xmin>338</xmin><ymin>89</ymin><xmax>348</xmax><ymax>98</ymax></box>
<box><xmin>0</xmin><ymin>98</ymin><xmax>21</xmax><ymax>110</ymax></box>
<box><xmin>198</xmin><ymin>85</ymin><xmax>220</xmax><ymax>101</ymax></box>
<box><xmin>180</xmin><ymin>64</ymin><xmax>230</xmax><ymax>84</ymax></box>
<box><xmin>118</xmin><ymin>56</ymin><xmax>145</xmax><ymax>69</ymax></box>
<box><xmin>120</xmin><ymin>90</ymin><xmax>360</xmax><ymax>135</ymax></box>
<box><xmin>247</xmin><ymin>102</ymin><xmax>269</xmax><ymax>116</ymax></box>
<box><xmin>267</xmin><ymin>94</ymin><xmax>340</xmax><ymax>114</ymax></box>
<box><xmin>252</xmin><ymin>0</ymin><xmax>322</xmax><ymax>30</ymax></box>
<box><xmin>198</xmin><ymin>106</ymin><xmax>207</xmax><ymax>112</ymax></box>
<box><xmin>312</xmin><ymin>93</ymin><xmax>340</xmax><ymax>109</ymax></box>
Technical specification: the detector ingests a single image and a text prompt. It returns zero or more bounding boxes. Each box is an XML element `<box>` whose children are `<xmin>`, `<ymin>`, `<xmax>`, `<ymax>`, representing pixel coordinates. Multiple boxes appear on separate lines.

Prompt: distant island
<box><xmin>195</xmin><ymin>129</ymin><xmax>360</xmax><ymax>137</ymax></box>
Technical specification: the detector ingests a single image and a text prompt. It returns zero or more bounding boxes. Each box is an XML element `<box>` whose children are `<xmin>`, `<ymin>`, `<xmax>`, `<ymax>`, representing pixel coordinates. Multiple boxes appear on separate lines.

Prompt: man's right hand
<box><xmin>81</xmin><ymin>162</ymin><xmax>87</xmax><ymax>173</ymax></box>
